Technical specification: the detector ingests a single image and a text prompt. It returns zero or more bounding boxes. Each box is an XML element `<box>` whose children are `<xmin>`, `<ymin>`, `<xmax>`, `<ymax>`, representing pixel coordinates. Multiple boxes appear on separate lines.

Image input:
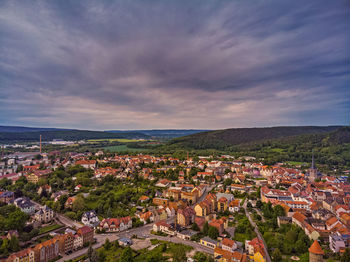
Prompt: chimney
<box><xmin>40</xmin><ymin>135</ymin><xmax>42</xmax><ymax>154</ymax></box>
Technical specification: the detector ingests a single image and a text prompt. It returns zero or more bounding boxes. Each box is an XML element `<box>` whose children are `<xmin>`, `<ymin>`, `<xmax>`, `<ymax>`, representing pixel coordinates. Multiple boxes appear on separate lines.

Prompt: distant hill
<box><xmin>0</xmin><ymin>125</ymin><xmax>73</xmax><ymax>133</ymax></box>
<box><xmin>106</xmin><ymin>129</ymin><xmax>209</xmax><ymax>138</ymax></box>
<box><xmin>0</xmin><ymin>130</ymin><xmax>149</xmax><ymax>142</ymax></box>
<box><xmin>0</xmin><ymin>126</ymin><xmax>208</xmax><ymax>141</ymax></box>
<box><xmin>168</xmin><ymin>126</ymin><xmax>344</xmax><ymax>150</ymax></box>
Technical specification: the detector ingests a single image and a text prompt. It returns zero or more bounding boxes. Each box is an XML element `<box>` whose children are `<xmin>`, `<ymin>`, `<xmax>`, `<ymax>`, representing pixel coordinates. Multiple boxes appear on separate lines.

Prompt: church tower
<box><xmin>309</xmin><ymin>150</ymin><xmax>318</xmax><ymax>182</ymax></box>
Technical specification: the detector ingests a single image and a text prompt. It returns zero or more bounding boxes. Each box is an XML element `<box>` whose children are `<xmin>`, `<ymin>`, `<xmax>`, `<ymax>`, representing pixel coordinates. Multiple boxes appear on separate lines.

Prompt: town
<box><xmin>0</xmin><ymin>145</ymin><xmax>350</xmax><ymax>262</ymax></box>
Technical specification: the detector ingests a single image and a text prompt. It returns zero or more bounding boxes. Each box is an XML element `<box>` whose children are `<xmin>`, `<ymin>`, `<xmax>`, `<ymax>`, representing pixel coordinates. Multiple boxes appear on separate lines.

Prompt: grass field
<box><xmin>39</xmin><ymin>223</ymin><xmax>63</xmax><ymax>234</ymax></box>
<box><xmin>285</xmin><ymin>161</ymin><xmax>307</xmax><ymax>166</ymax></box>
<box><xmin>88</xmin><ymin>138</ymin><xmax>143</xmax><ymax>142</ymax></box>
<box><xmin>268</xmin><ymin>148</ymin><xmax>284</xmax><ymax>152</ymax></box>
<box><xmin>103</xmin><ymin>145</ymin><xmax>148</xmax><ymax>152</ymax></box>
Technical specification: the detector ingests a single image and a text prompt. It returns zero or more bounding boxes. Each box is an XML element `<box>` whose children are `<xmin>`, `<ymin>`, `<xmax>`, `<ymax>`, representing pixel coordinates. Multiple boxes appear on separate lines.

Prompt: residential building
<box><xmin>0</xmin><ymin>191</ymin><xmax>15</xmax><ymax>203</ymax></box>
<box><xmin>34</xmin><ymin>206</ymin><xmax>54</xmax><ymax>223</ymax></box>
<box><xmin>245</xmin><ymin>238</ymin><xmax>264</xmax><ymax>256</ymax></box>
<box><xmin>177</xmin><ymin>206</ymin><xmax>195</xmax><ymax>227</ymax></box>
<box><xmin>200</xmin><ymin>237</ymin><xmax>218</xmax><ymax>249</ymax></box>
<box><xmin>57</xmin><ymin>233</ymin><xmax>74</xmax><ymax>254</ymax></box>
<box><xmin>329</xmin><ymin>234</ymin><xmax>346</xmax><ymax>253</ymax></box>
<box><xmin>214</xmin><ymin>247</ymin><xmax>248</xmax><ymax>262</ymax></box>
<box><xmin>152</xmin><ymin>198</ymin><xmax>169</xmax><ymax>207</ymax></box>
<box><xmin>228</xmin><ymin>199</ymin><xmax>240</xmax><ymax>213</ymax></box>
<box><xmin>77</xmin><ymin>226</ymin><xmax>94</xmax><ymax>245</ymax></box>
<box><xmin>177</xmin><ymin>230</ymin><xmax>197</xmax><ymax>240</ymax></box>
<box><xmin>98</xmin><ymin>217</ymin><xmax>132</xmax><ymax>232</ymax></box>
<box><xmin>73</xmin><ymin>234</ymin><xmax>83</xmax><ymax>250</ymax></box>
<box><xmin>5</xmin><ymin>248</ymin><xmax>35</xmax><ymax>262</ymax></box>
<box><xmin>81</xmin><ymin>210</ymin><xmax>99</xmax><ymax>227</ymax></box>
<box><xmin>153</xmin><ymin>220</ymin><xmax>175</xmax><ymax>236</ymax></box>
<box><xmin>64</xmin><ymin>197</ymin><xmax>76</xmax><ymax>209</ymax></box>
<box><xmin>218</xmin><ymin>197</ymin><xmax>228</xmax><ymax>212</ymax></box>
<box><xmin>33</xmin><ymin>237</ymin><xmax>60</xmax><ymax>262</ymax></box>
<box><xmin>75</xmin><ymin>160</ymin><xmax>96</xmax><ymax>169</ymax></box>
<box><xmin>221</xmin><ymin>238</ymin><xmax>237</xmax><ymax>252</ymax></box>
<box><xmin>13</xmin><ymin>197</ymin><xmax>35</xmax><ymax>214</ymax></box>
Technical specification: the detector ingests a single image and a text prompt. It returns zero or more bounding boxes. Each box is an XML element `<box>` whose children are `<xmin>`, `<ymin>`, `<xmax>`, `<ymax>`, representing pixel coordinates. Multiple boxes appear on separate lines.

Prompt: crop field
<box><xmin>88</xmin><ymin>138</ymin><xmax>143</xmax><ymax>142</ymax></box>
<box><xmin>103</xmin><ymin>145</ymin><xmax>148</xmax><ymax>152</ymax></box>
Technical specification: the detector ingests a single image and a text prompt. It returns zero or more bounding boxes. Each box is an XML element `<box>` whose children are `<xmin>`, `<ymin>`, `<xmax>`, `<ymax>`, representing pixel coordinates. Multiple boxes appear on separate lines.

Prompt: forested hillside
<box><xmin>157</xmin><ymin>126</ymin><xmax>350</xmax><ymax>172</ymax></box>
<box><xmin>0</xmin><ymin>130</ymin><xmax>148</xmax><ymax>142</ymax></box>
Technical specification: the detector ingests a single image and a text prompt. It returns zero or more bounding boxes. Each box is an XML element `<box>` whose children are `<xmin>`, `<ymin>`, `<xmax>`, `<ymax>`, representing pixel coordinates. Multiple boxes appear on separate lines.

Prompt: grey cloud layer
<box><xmin>0</xmin><ymin>0</ymin><xmax>349</xmax><ymax>129</ymax></box>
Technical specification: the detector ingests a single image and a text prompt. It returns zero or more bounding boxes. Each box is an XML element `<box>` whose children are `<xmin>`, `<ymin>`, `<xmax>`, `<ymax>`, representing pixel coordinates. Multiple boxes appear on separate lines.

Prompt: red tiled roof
<box><xmin>309</xmin><ymin>240</ymin><xmax>324</xmax><ymax>255</ymax></box>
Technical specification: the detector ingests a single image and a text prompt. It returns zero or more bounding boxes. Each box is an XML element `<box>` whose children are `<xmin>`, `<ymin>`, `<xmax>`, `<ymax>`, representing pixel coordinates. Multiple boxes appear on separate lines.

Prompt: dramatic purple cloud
<box><xmin>0</xmin><ymin>0</ymin><xmax>349</xmax><ymax>130</ymax></box>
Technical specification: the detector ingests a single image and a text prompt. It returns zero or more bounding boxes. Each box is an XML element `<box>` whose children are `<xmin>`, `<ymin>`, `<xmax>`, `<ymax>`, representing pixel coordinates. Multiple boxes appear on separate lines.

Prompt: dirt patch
<box><xmin>131</xmin><ymin>238</ymin><xmax>152</xmax><ymax>250</ymax></box>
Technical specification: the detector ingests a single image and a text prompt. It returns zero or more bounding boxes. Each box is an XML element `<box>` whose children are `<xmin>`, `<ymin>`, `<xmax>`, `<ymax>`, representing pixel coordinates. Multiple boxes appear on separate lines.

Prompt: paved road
<box><xmin>56</xmin><ymin>213</ymin><xmax>83</xmax><ymax>229</ymax></box>
<box><xmin>243</xmin><ymin>199</ymin><xmax>271</xmax><ymax>262</ymax></box>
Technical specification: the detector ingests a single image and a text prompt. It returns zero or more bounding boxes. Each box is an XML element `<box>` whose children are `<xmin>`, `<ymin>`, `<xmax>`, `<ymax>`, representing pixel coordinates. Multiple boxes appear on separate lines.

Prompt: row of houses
<box><xmin>4</xmin><ymin>226</ymin><xmax>94</xmax><ymax>262</ymax></box>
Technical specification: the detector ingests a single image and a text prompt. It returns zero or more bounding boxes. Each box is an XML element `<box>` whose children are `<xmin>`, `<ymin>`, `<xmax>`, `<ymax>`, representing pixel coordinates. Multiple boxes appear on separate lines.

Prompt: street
<box><xmin>243</xmin><ymin>199</ymin><xmax>271</xmax><ymax>262</ymax></box>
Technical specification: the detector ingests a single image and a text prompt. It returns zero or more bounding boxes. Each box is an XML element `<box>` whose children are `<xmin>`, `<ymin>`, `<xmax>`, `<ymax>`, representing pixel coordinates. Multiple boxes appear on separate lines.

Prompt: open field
<box><xmin>38</xmin><ymin>223</ymin><xmax>63</xmax><ymax>234</ymax></box>
<box><xmin>88</xmin><ymin>138</ymin><xmax>145</xmax><ymax>142</ymax></box>
<box><xmin>103</xmin><ymin>145</ymin><xmax>149</xmax><ymax>152</ymax></box>
<box><xmin>284</xmin><ymin>161</ymin><xmax>308</xmax><ymax>166</ymax></box>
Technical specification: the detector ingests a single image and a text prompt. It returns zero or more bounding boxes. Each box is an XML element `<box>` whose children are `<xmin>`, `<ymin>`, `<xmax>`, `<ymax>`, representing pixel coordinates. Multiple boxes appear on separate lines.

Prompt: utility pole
<box><xmin>40</xmin><ymin>135</ymin><xmax>42</xmax><ymax>154</ymax></box>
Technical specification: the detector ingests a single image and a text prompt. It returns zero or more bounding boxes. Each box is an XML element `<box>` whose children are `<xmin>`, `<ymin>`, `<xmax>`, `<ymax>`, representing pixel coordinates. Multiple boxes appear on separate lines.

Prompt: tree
<box><xmin>172</xmin><ymin>245</ymin><xmax>187</xmax><ymax>262</ymax></box>
<box><xmin>16</xmin><ymin>164</ymin><xmax>23</xmax><ymax>172</ymax></box>
<box><xmin>256</xmin><ymin>200</ymin><xmax>263</xmax><ymax>209</ymax></box>
<box><xmin>273</xmin><ymin>205</ymin><xmax>285</xmax><ymax>217</ymax></box>
<box><xmin>295</xmin><ymin>239</ymin><xmax>307</xmax><ymax>254</ymax></box>
<box><xmin>120</xmin><ymin>247</ymin><xmax>133</xmax><ymax>262</ymax></box>
<box><xmin>202</xmin><ymin>222</ymin><xmax>209</xmax><ymax>235</ymax></box>
<box><xmin>87</xmin><ymin>243</ymin><xmax>93</xmax><ymax>260</ymax></box>
<box><xmin>272</xmin><ymin>248</ymin><xmax>282</xmax><ymax>262</ymax></box>
<box><xmin>208</xmin><ymin>226</ymin><xmax>219</xmax><ymax>240</ymax></box>
<box><xmin>191</xmin><ymin>223</ymin><xmax>200</xmax><ymax>231</ymax></box>
<box><xmin>90</xmin><ymin>249</ymin><xmax>98</xmax><ymax>262</ymax></box>
<box><xmin>341</xmin><ymin>248</ymin><xmax>350</xmax><ymax>262</ymax></box>
<box><xmin>104</xmin><ymin>238</ymin><xmax>111</xmax><ymax>250</ymax></box>
<box><xmin>193</xmin><ymin>252</ymin><xmax>207</xmax><ymax>262</ymax></box>
<box><xmin>9</xmin><ymin>236</ymin><xmax>19</xmax><ymax>252</ymax></box>
<box><xmin>72</xmin><ymin>196</ymin><xmax>85</xmax><ymax>212</ymax></box>
<box><xmin>6</xmin><ymin>210</ymin><xmax>28</xmax><ymax>231</ymax></box>
<box><xmin>0</xmin><ymin>238</ymin><xmax>9</xmax><ymax>256</ymax></box>
<box><xmin>247</xmin><ymin>202</ymin><xmax>253</xmax><ymax>208</ymax></box>
<box><xmin>286</xmin><ymin>230</ymin><xmax>297</xmax><ymax>243</ymax></box>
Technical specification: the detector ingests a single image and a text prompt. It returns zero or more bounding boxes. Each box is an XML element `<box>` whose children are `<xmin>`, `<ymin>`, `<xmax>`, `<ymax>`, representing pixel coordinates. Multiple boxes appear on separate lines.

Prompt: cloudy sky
<box><xmin>0</xmin><ymin>0</ymin><xmax>349</xmax><ymax>130</ymax></box>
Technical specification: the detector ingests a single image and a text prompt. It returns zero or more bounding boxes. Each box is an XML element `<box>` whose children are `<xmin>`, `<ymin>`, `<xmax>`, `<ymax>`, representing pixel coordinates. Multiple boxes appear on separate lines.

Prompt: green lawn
<box><xmin>233</xmin><ymin>232</ymin><xmax>256</xmax><ymax>243</ymax></box>
<box><xmin>103</xmin><ymin>145</ymin><xmax>148</xmax><ymax>152</ymax></box>
<box><xmin>285</xmin><ymin>161</ymin><xmax>307</xmax><ymax>166</ymax></box>
<box><xmin>269</xmin><ymin>148</ymin><xmax>284</xmax><ymax>153</ymax></box>
<box><xmin>39</xmin><ymin>223</ymin><xmax>63</xmax><ymax>234</ymax></box>
<box><xmin>86</xmin><ymin>238</ymin><xmax>193</xmax><ymax>262</ymax></box>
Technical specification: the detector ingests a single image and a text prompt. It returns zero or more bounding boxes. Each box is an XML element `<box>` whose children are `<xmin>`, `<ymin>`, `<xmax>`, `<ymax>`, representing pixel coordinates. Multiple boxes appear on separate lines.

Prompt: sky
<box><xmin>0</xmin><ymin>0</ymin><xmax>349</xmax><ymax>130</ymax></box>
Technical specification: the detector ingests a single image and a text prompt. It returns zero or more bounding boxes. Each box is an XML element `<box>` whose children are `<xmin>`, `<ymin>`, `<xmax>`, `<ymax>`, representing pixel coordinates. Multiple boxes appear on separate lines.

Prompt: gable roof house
<box><xmin>81</xmin><ymin>210</ymin><xmax>100</xmax><ymax>227</ymax></box>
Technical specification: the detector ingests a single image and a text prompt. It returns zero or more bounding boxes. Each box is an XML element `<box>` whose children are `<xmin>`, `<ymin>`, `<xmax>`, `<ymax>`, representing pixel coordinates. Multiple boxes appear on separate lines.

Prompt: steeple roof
<box><xmin>309</xmin><ymin>240</ymin><xmax>324</xmax><ymax>255</ymax></box>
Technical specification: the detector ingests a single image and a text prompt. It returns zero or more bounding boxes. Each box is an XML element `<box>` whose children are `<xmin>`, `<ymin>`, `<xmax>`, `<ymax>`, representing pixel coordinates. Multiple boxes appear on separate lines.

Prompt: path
<box><xmin>243</xmin><ymin>199</ymin><xmax>271</xmax><ymax>262</ymax></box>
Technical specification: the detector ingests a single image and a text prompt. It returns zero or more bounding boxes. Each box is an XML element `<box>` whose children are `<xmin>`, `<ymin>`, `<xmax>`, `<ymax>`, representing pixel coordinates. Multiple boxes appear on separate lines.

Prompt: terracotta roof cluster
<box><xmin>214</xmin><ymin>247</ymin><xmax>247</xmax><ymax>262</ymax></box>
<box><xmin>99</xmin><ymin>217</ymin><xmax>131</xmax><ymax>228</ymax></box>
<box><xmin>75</xmin><ymin>160</ymin><xmax>96</xmax><ymax>165</ymax></box>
